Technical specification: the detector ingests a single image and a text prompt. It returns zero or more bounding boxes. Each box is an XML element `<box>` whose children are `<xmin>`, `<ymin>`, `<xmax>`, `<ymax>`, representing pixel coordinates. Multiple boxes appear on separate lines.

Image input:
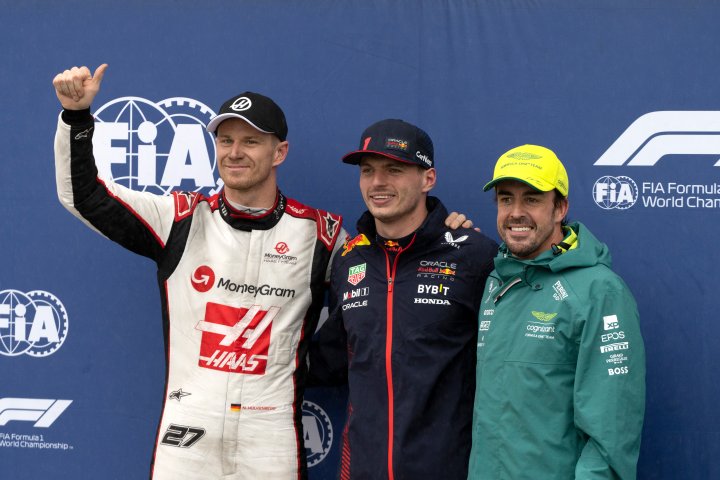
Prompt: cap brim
<box><xmin>342</xmin><ymin>149</ymin><xmax>423</xmax><ymax>167</ymax></box>
<box><xmin>206</xmin><ymin>113</ymin><xmax>274</xmax><ymax>135</ymax></box>
<box><xmin>483</xmin><ymin>176</ymin><xmax>555</xmax><ymax>192</ymax></box>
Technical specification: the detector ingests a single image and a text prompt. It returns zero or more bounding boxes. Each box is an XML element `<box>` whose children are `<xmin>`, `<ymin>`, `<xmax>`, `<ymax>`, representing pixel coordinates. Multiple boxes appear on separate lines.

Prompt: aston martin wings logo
<box><xmin>594</xmin><ymin>111</ymin><xmax>720</xmax><ymax>167</ymax></box>
<box><xmin>531</xmin><ymin>311</ymin><xmax>557</xmax><ymax>322</ymax></box>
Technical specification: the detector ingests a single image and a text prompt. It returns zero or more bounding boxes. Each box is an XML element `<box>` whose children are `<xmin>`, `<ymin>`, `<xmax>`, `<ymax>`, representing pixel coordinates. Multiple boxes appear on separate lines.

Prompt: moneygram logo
<box><xmin>594</xmin><ymin>111</ymin><xmax>720</xmax><ymax>210</ymax></box>
<box><xmin>0</xmin><ymin>290</ymin><xmax>69</xmax><ymax>357</ymax></box>
<box><xmin>0</xmin><ymin>398</ymin><xmax>72</xmax><ymax>428</ymax></box>
<box><xmin>303</xmin><ymin>400</ymin><xmax>333</xmax><ymax>467</ymax></box>
<box><xmin>191</xmin><ymin>265</ymin><xmax>215</xmax><ymax>293</ymax></box>
<box><xmin>93</xmin><ymin>97</ymin><xmax>221</xmax><ymax>196</ymax></box>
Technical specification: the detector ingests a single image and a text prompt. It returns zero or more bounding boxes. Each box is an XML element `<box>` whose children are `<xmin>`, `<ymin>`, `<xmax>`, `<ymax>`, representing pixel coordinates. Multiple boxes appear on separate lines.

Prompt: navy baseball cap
<box><xmin>342</xmin><ymin>119</ymin><xmax>434</xmax><ymax>169</ymax></box>
<box><xmin>206</xmin><ymin>91</ymin><xmax>288</xmax><ymax>141</ymax></box>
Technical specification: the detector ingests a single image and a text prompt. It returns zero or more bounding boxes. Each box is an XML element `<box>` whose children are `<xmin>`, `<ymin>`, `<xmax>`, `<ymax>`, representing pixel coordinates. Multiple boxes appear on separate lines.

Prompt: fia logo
<box><xmin>593</xmin><ymin>176</ymin><xmax>638</xmax><ymax>210</ymax></box>
<box><xmin>92</xmin><ymin>97</ymin><xmax>222</xmax><ymax>196</ymax></box>
<box><xmin>303</xmin><ymin>400</ymin><xmax>333</xmax><ymax>467</ymax></box>
<box><xmin>0</xmin><ymin>290</ymin><xmax>69</xmax><ymax>357</ymax></box>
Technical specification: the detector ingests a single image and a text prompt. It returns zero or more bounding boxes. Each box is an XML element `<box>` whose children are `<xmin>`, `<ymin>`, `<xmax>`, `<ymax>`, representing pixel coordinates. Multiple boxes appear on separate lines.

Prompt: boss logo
<box><xmin>608</xmin><ymin>366</ymin><xmax>629</xmax><ymax>376</ymax></box>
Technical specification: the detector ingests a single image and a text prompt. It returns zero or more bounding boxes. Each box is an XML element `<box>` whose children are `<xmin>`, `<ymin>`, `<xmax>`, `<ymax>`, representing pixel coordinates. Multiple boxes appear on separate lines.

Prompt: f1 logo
<box><xmin>595</xmin><ymin>111</ymin><xmax>720</xmax><ymax>167</ymax></box>
<box><xmin>0</xmin><ymin>398</ymin><xmax>72</xmax><ymax>428</ymax></box>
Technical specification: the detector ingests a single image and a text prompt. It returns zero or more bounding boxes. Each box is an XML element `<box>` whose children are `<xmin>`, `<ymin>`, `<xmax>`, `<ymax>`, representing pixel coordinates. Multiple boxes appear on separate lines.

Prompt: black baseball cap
<box><xmin>342</xmin><ymin>119</ymin><xmax>434</xmax><ymax>169</ymax></box>
<box><xmin>206</xmin><ymin>92</ymin><xmax>288</xmax><ymax>141</ymax></box>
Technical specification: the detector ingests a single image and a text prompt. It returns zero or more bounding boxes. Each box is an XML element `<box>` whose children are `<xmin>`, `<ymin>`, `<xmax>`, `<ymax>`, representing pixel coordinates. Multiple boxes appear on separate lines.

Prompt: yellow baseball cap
<box><xmin>483</xmin><ymin>144</ymin><xmax>569</xmax><ymax>196</ymax></box>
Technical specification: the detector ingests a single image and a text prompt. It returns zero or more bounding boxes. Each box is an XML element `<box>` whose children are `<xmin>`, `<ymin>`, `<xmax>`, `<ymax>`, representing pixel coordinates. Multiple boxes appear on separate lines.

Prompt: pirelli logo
<box><xmin>600</xmin><ymin>342</ymin><xmax>629</xmax><ymax>353</ymax></box>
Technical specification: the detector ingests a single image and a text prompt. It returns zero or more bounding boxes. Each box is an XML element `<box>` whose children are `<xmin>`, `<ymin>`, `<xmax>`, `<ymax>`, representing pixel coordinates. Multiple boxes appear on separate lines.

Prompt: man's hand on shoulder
<box><xmin>445</xmin><ymin>211</ymin><xmax>481</xmax><ymax>232</ymax></box>
<box><xmin>52</xmin><ymin>64</ymin><xmax>108</xmax><ymax>111</ymax></box>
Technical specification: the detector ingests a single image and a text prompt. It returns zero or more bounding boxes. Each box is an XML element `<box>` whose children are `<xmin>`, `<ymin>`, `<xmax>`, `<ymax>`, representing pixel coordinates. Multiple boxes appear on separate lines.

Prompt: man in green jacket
<box><xmin>469</xmin><ymin>145</ymin><xmax>645</xmax><ymax>479</ymax></box>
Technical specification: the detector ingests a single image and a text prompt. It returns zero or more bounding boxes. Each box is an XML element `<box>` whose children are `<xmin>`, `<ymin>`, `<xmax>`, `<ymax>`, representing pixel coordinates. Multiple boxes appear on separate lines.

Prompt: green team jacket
<box><xmin>468</xmin><ymin>222</ymin><xmax>645</xmax><ymax>480</ymax></box>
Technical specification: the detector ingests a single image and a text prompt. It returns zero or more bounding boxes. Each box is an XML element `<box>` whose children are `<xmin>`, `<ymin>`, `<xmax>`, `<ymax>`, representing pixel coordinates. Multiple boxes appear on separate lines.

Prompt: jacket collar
<box><xmin>217</xmin><ymin>189</ymin><xmax>286</xmax><ymax>231</ymax></box>
<box><xmin>356</xmin><ymin>196</ymin><xmax>448</xmax><ymax>248</ymax></box>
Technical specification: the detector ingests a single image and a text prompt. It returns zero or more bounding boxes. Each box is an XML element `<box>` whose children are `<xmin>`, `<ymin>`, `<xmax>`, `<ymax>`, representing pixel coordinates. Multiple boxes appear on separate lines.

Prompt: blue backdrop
<box><xmin>2</xmin><ymin>1</ymin><xmax>719</xmax><ymax>478</ymax></box>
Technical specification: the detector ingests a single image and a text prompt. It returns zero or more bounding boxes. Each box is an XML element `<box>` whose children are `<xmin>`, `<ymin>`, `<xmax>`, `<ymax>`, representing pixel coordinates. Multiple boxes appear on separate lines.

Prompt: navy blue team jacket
<box><xmin>310</xmin><ymin>197</ymin><xmax>498</xmax><ymax>480</ymax></box>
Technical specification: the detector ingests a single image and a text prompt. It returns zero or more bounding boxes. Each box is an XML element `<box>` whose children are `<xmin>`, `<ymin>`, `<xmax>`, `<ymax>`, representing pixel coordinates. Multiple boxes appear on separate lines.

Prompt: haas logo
<box><xmin>195</xmin><ymin>303</ymin><xmax>277</xmax><ymax>374</ymax></box>
<box><xmin>191</xmin><ymin>266</ymin><xmax>215</xmax><ymax>293</ymax></box>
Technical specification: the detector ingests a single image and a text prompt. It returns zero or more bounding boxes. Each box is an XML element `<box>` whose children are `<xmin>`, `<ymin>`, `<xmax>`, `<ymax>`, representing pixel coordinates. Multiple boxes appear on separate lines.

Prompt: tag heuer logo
<box><xmin>348</xmin><ymin>264</ymin><xmax>367</xmax><ymax>285</ymax></box>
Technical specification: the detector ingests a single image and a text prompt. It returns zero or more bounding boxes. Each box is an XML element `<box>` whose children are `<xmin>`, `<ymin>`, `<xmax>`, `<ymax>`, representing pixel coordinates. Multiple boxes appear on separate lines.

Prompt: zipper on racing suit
<box><xmin>382</xmin><ymin>234</ymin><xmax>416</xmax><ymax>480</ymax></box>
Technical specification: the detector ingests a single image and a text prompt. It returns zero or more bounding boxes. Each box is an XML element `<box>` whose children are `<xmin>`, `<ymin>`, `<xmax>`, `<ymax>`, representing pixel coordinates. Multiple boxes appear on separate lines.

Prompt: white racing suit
<box><xmin>54</xmin><ymin>109</ymin><xmax>345</xmax><ymax>479</ymax></box>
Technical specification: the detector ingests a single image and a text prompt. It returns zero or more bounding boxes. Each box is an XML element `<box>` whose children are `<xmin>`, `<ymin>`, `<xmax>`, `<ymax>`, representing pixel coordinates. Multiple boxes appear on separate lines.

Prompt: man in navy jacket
<box><xmin>310</xmin><ymin>119</ymin><xmax>498</xmax><ymax>480</ymax></box>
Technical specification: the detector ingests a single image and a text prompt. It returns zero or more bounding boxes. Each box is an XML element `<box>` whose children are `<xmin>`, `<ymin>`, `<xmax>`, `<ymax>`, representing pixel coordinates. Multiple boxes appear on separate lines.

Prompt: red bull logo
<box><xmin>342</xmin><ymin>234</ymin><xmax>370</xmax><ymax>256</ymax></box>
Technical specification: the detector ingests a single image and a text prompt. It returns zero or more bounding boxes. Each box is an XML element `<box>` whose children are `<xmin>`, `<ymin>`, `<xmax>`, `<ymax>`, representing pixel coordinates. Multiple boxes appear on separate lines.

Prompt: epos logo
<box><xmin>92</xmin><ymin>97</ymin><xmax>222</xmax><ymax>196</ymax></box>
<box><xmin>601</xmin><ymin>331</ymin><xmax>625</xmax><ymax>343</ymax></box>
<box><xmin>0</xmin><ymin>398</ymin><xmax>72</xmax><ymax>428</ymax></box>
<box><xmin>0</xmin><ymin>290</ymin><xmax>69</xmax><ymax>357</ymax></box>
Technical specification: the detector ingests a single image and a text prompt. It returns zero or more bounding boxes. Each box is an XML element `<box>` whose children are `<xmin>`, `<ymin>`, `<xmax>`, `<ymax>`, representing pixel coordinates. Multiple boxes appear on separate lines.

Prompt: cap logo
<box><xmin>416</xmin><ymin>151</ymin><xmax>431</xmax><ymax>166</ymax></box>
<box><xmin>507</xmin><ymin>152</ymin><xmax>542</xmax><ymax>160</ymax></box>
<box><xmin>362</xmin><ymin>137</ymin><xmax>372</xmax><ymax>150</ymax></box>
<box><xmin>230</xmin><ymin>97</ymin><xmax>252</xmax><ymax>112</ymax></box>
<box><xmin>385</xmin><ymin>138</ymin><xmax>409</xmax><ymax>152</ymax></box>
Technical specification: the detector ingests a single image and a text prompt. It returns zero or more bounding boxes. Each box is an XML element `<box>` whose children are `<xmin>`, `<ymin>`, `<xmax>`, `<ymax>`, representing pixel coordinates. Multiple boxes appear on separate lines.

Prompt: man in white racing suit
<box><xmin>53</xmin><ymin>64</ymin><xmax>346</xmax><ymax>479</ymax></box>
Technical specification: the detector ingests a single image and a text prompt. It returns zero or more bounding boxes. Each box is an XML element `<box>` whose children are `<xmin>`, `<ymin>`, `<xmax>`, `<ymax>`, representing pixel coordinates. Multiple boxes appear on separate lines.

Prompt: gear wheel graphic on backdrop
<box><xmin>93</xmin><ymin>96</ymin><xmax>222</xmax><ymax>197</ymax></box>
<box><xmin>302</xmin><ymin>400</ymin><xmax>334</xmax><ymax>467</ymax></box>
<box><xmin>0</xmin><ymin>289</ymin><xmax>69</xmax><ymax>357</ymax></box>
<box><xmin>593</xmin><ymin>175</ymin><xmax>639</xmax><ymax>210</ymax></box>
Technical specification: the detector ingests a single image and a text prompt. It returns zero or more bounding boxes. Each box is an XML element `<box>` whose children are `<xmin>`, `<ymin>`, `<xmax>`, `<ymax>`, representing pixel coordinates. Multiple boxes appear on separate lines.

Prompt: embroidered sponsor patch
<box><xmin>348</xmin><ymin>264</ymin><xmax>367</xmax><ymax>285</ymax></box>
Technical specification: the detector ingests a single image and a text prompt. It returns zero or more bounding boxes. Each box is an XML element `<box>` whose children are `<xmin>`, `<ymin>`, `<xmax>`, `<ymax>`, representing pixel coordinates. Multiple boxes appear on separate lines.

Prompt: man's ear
<box><xmin>554</xmin><ymin>196</ymin><xmax>569</xmax><ymax>223</ymax></box>
<box><xmin>422</xmin><ymin>167</ymin><xmax>437</xmax><ymax>193</ymax></box>
<box><xmin>273</xmin><ymin>141</ymin><xmax>289</xmax><ymax>167</ymax></box>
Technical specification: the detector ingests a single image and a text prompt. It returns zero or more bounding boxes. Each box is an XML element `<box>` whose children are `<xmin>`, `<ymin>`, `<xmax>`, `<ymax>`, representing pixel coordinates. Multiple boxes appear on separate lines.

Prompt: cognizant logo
<box><xmin>93</xmin><ymin>97</ymin><xmax>222</xmax><ymax>196</ymax></box>
<box><xmin>593</xmin><ymin>111</ymin><xmax>720</xmax><ymax>210</ymax></box>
